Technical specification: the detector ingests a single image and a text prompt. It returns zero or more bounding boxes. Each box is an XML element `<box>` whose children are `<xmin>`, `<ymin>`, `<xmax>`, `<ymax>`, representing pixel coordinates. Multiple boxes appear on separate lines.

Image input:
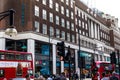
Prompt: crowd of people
<box><xmin>101</xmin><ymin>72</ymin><xmax>119</xmax><ymax>80</ymax></box>
<box><xmin>34</xmin><ymin>72</ymin><xmax>79</xmax><ymax>80</ymax></box>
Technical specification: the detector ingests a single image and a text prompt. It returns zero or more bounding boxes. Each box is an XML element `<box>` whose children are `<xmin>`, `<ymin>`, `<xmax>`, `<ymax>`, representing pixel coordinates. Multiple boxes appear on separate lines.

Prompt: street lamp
<box><xmin>0</xmin><ymin>9</ymin><xmax>17</xmax><ymax>36</ymax></box>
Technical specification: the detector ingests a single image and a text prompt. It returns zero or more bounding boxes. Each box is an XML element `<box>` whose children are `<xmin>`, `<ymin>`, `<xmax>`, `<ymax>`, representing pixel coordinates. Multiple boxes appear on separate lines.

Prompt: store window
<box><xmin>6</xmin><ymin>39</ymin><xmax>27</xmax><ymax>52</ymax></box>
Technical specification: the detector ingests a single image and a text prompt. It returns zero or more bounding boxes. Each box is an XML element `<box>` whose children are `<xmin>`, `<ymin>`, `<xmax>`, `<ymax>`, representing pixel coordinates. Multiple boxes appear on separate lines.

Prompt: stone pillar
<box><xmin>61</xmin><ymin>61</ymin><xmax>64</xmax><ymax>73</ymax></box>
<box><xmin>27</xmin><ymin>39</ymin><xmax>35</xmax><ymax>74</ymax></box>
<box><xmin>52</xmin><ymin>44</ymin><xmax>56</xmax><ymax>74</ymax></box>
<box><xmin>75</xmin><ymin>49</ymin><xmax>78</xmax><ymax>72</ymax></box>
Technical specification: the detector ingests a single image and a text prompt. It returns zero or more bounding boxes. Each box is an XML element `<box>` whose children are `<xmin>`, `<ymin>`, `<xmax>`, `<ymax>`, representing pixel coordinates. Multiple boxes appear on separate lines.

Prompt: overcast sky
<box><xmin>81</xmin><ymin>0</ymin><xmax>120</xmax><ymax>26</ymax></box>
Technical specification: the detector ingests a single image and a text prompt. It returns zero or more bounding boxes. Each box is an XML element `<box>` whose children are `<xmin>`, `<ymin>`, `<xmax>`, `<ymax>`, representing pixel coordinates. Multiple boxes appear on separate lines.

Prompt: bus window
<box><xmin>16</xmin><ymin>54</ymin><xmax>24</xmax><ymax>60</ymax></box>
<box><xmin>0</xmin><ymin>69</ymin><xmax>4</xmax><ymax>77</ymax></box>
<box><xmin>24</xmin><ymin>54</ymin><xmax>32</xmax><ymax>61</ymax></box>
<box><xmin>0</xmin><ymin>54</ymin><xmax>5</xmax><ymax>60</ymax></box>
<box><xmin>6</xmin><ymin>53</ymin><xmax>15</xmax><ymax>60</ymax></box>
<box><xmin>27</xmin><ymin>55</ymin><xmax>32</xmax><ymax>61</ymax></box>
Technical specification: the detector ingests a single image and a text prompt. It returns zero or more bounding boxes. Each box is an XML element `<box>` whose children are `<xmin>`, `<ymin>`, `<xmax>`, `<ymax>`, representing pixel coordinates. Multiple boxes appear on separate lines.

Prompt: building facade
<box><xmin>0</xmin><ymin>0</ymin><xmax>119</xmax><ymax>76</ymax></box>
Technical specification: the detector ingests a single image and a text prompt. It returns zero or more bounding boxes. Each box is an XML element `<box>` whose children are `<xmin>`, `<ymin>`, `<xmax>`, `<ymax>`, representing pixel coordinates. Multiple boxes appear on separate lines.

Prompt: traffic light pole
<box><xmin>78</xmin><ymin>30</ymin><xmax>82</xmax><ymax>80</ymax></box>
<box><xmin>48</xmin><ymin>29</ymin><xmax>51</xmax><ymax>75</ymax></box>
<box><xmin>67</xmin><ymin>46</ymin><xmax>71</xmax><ymax>80</ymax></box>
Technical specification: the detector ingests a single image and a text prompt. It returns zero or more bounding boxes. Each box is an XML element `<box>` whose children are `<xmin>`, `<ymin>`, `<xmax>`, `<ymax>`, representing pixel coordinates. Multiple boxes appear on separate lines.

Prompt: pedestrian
<box><xmin>60</xmin><ymin>72</ymin><xmax>67</xmax><ymax>80</ymax></box>
<box><xmin>101</xmin><ymin>73</ymin><xmax>109</xmax><ymax>80</ymax></box>
<box><xmin>54</xmin><ymin>74</ymin><xmax>60</xmax><ymax>80</ymax></box>
<box><xmin>25</xmin><ymin>74</ymin><xmax>30</xmax><ymax>80</ymax></box>
<box><xmin>47</xmin><ymin>75</ymin><xmax>53</xmax><ymax>80</ymax></box>
<box><xmin>73</xmin><ymin>72</ymin><xmax>78</xmax><ymax>80</ymax></box>
<box><xmin>110</xmin><ymin>72</ymin><xmax>118</xmax><ymax>80</ymax></box>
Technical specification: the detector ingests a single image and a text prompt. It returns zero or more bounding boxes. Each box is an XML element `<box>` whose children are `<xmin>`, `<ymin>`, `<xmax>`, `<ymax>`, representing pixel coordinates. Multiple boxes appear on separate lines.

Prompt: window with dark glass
<box><xmin>6</xmin><ymin>53</ymin><xmax>15</xmax><ymax>60</ymax></box>
<box><xmin>0</xmin><ymin>52</ymin><xmax>5</xmax><ymax>60</ymax></box>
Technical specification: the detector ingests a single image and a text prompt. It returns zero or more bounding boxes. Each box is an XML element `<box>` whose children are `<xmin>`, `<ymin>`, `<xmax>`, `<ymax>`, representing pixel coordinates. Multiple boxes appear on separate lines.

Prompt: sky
<box><xmin>81</xmin><ymin>0</ymin><xmax>120</xmax><ymax>27</ymax></box>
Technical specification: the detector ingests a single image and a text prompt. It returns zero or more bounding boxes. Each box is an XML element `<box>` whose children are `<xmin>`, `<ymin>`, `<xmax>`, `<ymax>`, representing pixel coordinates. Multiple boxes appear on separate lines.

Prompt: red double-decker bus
<box><xmin>91</xmin><ymin>61</ymin><xmax>115</xmax><ymax>80</ymax></box>
<box><xmin>0</xmin><ymin>50</ymin><xmax>33</xmax><ymax>80</ymax></box>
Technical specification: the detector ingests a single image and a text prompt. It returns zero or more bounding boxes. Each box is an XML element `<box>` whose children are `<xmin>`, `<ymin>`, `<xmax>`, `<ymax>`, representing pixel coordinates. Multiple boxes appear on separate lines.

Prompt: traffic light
<box><xmin>56</xmin><ymin>41</ymin><xmax>65</xmax><ymax>57</ymax></box>
<box><xmin>64</xmin><ymin>46</ymin><xmax>71</xmax><ymax>61</ymax></box>
<box><xmin>110</xmin><ymin>52</ymin><xmax>116</xmax><ymax>64</ymax></box>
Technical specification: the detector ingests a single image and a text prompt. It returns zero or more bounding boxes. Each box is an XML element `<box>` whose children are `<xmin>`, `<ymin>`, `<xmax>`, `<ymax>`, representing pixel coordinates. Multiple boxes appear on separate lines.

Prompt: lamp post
<box><xmin>0</xmin><ymin>9</ymin><xmax>17</xmax><ymax>36</ymax></box>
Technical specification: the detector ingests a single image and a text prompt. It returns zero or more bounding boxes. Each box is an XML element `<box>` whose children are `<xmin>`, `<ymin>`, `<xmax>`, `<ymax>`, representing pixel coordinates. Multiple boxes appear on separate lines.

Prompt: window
<box><xmin>61</xmin><ymin>31</ymin><xmax>65</xmax><ymax>40</ymax></box>
<box><xmin>66</xmin><ymin>21</ymin><xmax>70</xmax><ymax>29</ymax></box>
<box><xmin>67</xmin><ymin>33</ymin><xmax>70</xmax><ymax>41</ymax></box>
<box><xmin>72</xmin><ymin>35</ymin><xmax>75</xmax><ymax>43</ymax></box>
<box><xmin>34</xmin><ymin>21</ymin><xmax>39</xmax><ymax>32</ymax></box>
<box><xmin>75</xmin><ymin>18</ymin><xmax>78</xmax><ymax>25</ymax></box>
<box><xmin>82</xmin><ymin>12</ymin><xmax>84</xmax><ymax>19</ymax></box>
<box><xmin>49</xmin><ymin>12</ymin><xmax>53</xmax><ymax>22</ymax></box>
<box><xmin>36</xmin><ymin>0</ymin><xmax>39</xmax><ymax>1</ymax></box>
<box><xmin>6</xmin><ymin>53</ymin><xmax>15</xmax><ymax>60</ymax></box>
<box><xmin>66</xmin><ymin>9</ymin><xmax>69</xmax><ymax>17</ymax></box>
<box><xmin>61</xmin><ymin>18</ymin><xmax>65</xmax><ymax>27</ymax></box>
<box><xmin>79</xmin><ymin>20</ymin><xmax>81</xmax><ymax>26</ymax></box>
<box><xmin>71</xmin><ymin>11</ymin><xmax>74</xmax><ymax>19</ymax></box>
<box><xmin>0</xmin><ymin>69</ymin><xmax>4</xmax><ymax>77</ymax></box>
<box><xmin>26</xmin><ymin>54</ymin><xmax>32</xmax><ymax>61</ymax></box>
<box><xmin>70</xmin><ymin>0</ymin><xmax>74</xmax><ymax>8</ymax></box>
<box><xmin>55</xmin><ymin>3</ymin><xmax>59</xmax><ymax>12</ymax></box>
<box><xmin>85</xmin><ymin>14</ymin><xmax>87</xmax><ymax>20</ymax></box>
<box><xmin>34</xmin><ymin>5</ymin><xmax>39</xmax><ymax>17</ymax></box>
<box><xmin>50</xmin><ymin>26</ymin><xmax>54</xmax><ymax>36</ymax></box>
<box><xmin>49</xmin><ymin>0</ymin><xmax>53</xmax><ymax>8</ymax></box>
<box><xmin>61</xmin><ymin>0</ymin><xmax>64</xmax><ymax>2</ymax></box>
<box><xmin>42</xmin><ymin>24</ymin><xmax>47</xmax><ymax>34</ymax></box>
<box><xmin>82</xmin><ymin>22</ymin><xmax>84</xmax><ymax>28</ymax></box>
<box><xmin>42</xmin><ymin>9</ymin><xmax>47</xmax><ymax>20</ymax></box>
<box><xmin>56</xmin><ymin>29</ymin><xmax>60</xmax><ymax>38</ymax></box>
<box><xmin>71</xmin><ymin>23</ymin><xmax>74</xmax><ymax>31</ymax></box>
<box><xmin>66</xmin><ymin>0</ymin><xmax>69</xmax><ymax>5</ymax></box>
<box><xmin>56</xmin><ymin>16</ymin><xmax>59</xmax><ymax>25</ymax></box>
<box><xmin>0</xmin><ymin>53</ymin><xmax>5</xmax><ymax>60</ymax></box>
<box><xmin>61</xmin><ymin>6</ymin><xmax>64</xmax><ymax>14</ymax></box>
<box><xmin>42</xmin><ymin>0</ymin><xmax>46</xmax><ymax>5</ymax></box>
